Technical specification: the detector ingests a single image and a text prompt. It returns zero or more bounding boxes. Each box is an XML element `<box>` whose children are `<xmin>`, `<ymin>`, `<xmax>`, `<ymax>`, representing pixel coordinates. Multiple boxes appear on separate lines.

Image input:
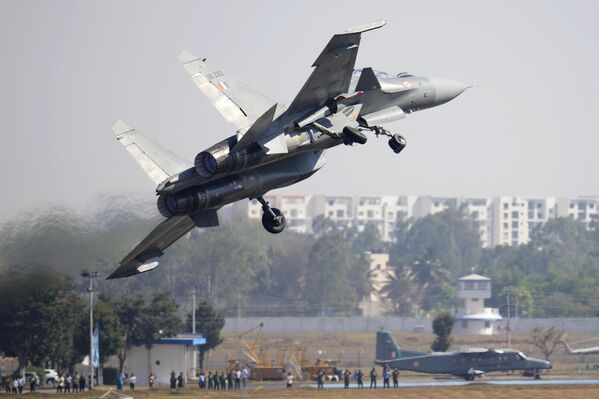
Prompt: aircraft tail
<box><xmin>560</xmin><ymin>339</ymin><xmax>575</xmax><ymax>354</ymax></box>
<box><xmin>376</xmin><ymin>331</ymin><xmax>401</xmax><ymax>362</ymax></box>
<box><xmin>112</xmin><ymin>120</ymin><xmax>190</xmax><ymax>186</ymax></box>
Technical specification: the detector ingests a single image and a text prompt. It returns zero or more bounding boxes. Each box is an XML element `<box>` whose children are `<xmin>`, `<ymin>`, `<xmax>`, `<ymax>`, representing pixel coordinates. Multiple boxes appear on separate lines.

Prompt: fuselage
<box><xmin>155</xmin><ymin>70</ymin><xmax>468</xmax><ymax>218</ymax></box>
<box><xmin>376</xmin><ymin>349</ymin><xmax>551</xmax><ymax>378</ymax></box>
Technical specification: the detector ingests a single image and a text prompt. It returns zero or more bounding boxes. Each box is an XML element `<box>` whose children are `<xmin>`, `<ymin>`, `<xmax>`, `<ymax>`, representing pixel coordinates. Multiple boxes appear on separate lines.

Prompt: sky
<box><xmin>1</xmin><ymin>0</ymin><xmax>598</xmax><ymax>220</ymax></box>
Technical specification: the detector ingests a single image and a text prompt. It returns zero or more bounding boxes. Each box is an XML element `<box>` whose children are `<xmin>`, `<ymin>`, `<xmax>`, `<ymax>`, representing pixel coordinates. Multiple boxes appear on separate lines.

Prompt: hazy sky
<box><xmin>1</xmin><ymin>0</ymin><xmax>598</xmax><ymax>219</ymax></box>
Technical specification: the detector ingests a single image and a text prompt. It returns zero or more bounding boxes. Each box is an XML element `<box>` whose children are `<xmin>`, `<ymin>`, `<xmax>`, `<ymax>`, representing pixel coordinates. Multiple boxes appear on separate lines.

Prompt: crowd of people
<box><xmin>54</xmin><ymin>373</ymin><xmax>88</xmax><ymax>393</ymax></box>
<box><xmin>196</xmin><ymin>368</ymin><xmax>249</xmax><ymax>390</ymax></box>
<box><xmin>315</xmin><ymin>367</ymin><xmax>402</xmax><ymax>389</ymax></box>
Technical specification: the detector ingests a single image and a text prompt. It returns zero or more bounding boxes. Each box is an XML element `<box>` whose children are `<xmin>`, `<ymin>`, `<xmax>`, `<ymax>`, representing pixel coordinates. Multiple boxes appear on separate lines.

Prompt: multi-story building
<box><xmin>359</xmin><ymin>252</ymin><xmax>394</xmax><ymax>317</ymax></box>
<box><xmin>492</xmin><ymin>197</ymin><xmax>530</xmax><ymax>247</ymax></box>
<box><xmin>232</xmin><ymin>194</ymin><xmax>598</xmax><ymax>246</ymax></box>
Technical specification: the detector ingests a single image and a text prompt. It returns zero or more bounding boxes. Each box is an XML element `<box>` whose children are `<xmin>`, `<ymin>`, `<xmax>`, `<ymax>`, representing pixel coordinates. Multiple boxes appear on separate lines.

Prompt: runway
<box><xmin>304</xmin><ymin>377</ymin><xmax>599</xmax><ymax>389</ymax></box>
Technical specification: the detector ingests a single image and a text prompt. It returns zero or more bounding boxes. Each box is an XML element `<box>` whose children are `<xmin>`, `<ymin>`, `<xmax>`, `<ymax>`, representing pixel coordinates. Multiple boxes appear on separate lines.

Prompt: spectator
<box><xmin>286</xmin><ymin>372</ymin><xmax>294</xmax><ymax>389</ymax></box>
<box><xmin>57</xmin><ymin>375</ymin><xmax>64</xmax><ymax>394</ymax></box>
<box><xmin>198</xmin><ymin>371</ymin><xmax>206</xmax><ymax>389</ymax></box>
<box><xmin>369</xmin><ymin>367</ymin><xmax>377</xmax><ymax>389</ymax></box>
<box><xmin>170</xmin><ymin>371</ymin><xmax>176</xmax><ymax>389</ymax></box>
<box><xmin>392</xmin><ymin>368</ymin><xmax>399</xmax><ymax>388</ymax></box>
<box><xmin>79</xmin><ymin>374</ymin><xmax>86</xmax><ymax>392</ymax></box>
<box><xmin>207</xmin><ymin>371</ymin><xmax>213</xmax><ymax>390</ymax></box>
<box><xmin>343</xmin><ymin>369</ymin><xmax>350</xmax><ymax>389</ymax></box>
<box><xmin>241</xmin><ymin>367</ymin><xmax>248</xmax><ymax>388</ymax></box>
<box><xmin>235</xmin><ymin>369</ymin><xmax>241</xmax><ymax>389</ymax></box>
<box><xmin>177</xmin><ymin>372</ymin><xmax>185</xmax><ymax>388</ymax></box>
<box><xmin>383</xmin><ymin>368</ymin><xmax>390</xmax><ymax>388</ymax></box>
<box><xmin>129</xmin><ymin>373</ymin><xmax>136</xmax><ymax>390</ymax></box>
<box><xmin>117</xmin><ymin>373</ymin><xmax>125</xmax><ymax>391</ymax></box>
<box><xmin>219</xmin><ymin>371</ymin><xmax>226</xmax><ymax>390</ymax></box>
<box><xmin>356</xmin><ymin>369</ymin><xmax>364</xmax><ymax>389</ymax></box>
<box><xmin>149</xmin><ymin>373</ymin><xmax>155</xmax><ymax>390</ymax></box>
<box><xmin>316</xmin><ymin>369</ymin><xmax>324</xmax><ymax>389</ymax></box>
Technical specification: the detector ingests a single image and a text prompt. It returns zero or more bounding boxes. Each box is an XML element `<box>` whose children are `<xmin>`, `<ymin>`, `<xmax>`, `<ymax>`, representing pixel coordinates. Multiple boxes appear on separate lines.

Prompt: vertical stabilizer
<box><xmin>376</xmin><ymin>331</ymin><xmax>401</xmax><ymax>361</ymax></box>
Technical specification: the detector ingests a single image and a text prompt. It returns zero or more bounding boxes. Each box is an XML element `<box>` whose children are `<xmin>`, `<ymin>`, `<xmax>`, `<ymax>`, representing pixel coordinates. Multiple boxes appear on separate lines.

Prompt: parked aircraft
<box><xmin>375</xmin><ymin>331</ymin><xmax>551</xmax><ymax>380</ymax></box>
<box><xmin>108</xmin><ymin>20</ymin><xmax>469</xmax><ymax>279</ymax></box>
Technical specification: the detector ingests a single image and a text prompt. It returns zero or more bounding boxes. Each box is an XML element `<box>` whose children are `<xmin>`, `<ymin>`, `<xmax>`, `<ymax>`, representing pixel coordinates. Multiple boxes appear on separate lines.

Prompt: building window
<box><xmin>336</xmin><ymin>210</ymin><xmax>344</xmax><ymax>218</ymax></box>
<box><xmin>503</xmin><ymin>223</ymin><xmax>508</xmax><ymax>229</ymax></box>
<box><xmin>512</xmin><ymin>231</ymin><xmax>518</xmax><ymax>239</ymax></box>
<box><xmin>461</xmin><ymin>320</ymin><xmax>468</xmax><ymax>329</ymax></box>
<box><xmin>512</xmin><ymin>221</ymin><xmax>518</xmax><ymax>228</ymax></box>
<box><xmin>503</xmin><ymin>213</ymin><xmax>508</xmax><ymax>219</ymax></box>
<box><xmin>503</xmin><ymin>203</ymin><xmax>508</xmax><ymax>210</ymax></box>
<box><xmin>511</xmin><ymin>211</ymin><xmax>519</xmax><ymax>219</ymax></box>
<box><xmin>367</xmin><ymin>210</ymin><xmax>374</xmax><ymax>218</ymax></box>
<box><xmin>290</xmin><ymin>210</ymin><xmax>298</xmax><ymax>218</ymax></box>
<box><xmin>485</xmin><ymin>321</ymin><xmax>491</xmax><ymax>329</ymax></box>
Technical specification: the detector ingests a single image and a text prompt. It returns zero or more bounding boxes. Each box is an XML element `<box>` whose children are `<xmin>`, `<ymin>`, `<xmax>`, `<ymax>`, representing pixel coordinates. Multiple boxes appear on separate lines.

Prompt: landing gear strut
<box><xmin>371</xmin><ymin>126</ymin><xmax>407</xmax><ymax>154</ymax></box>
<box><xmin>256</xmin><ymin>197</ymin><xmax>286</xmax><ymax>234</ymax></box>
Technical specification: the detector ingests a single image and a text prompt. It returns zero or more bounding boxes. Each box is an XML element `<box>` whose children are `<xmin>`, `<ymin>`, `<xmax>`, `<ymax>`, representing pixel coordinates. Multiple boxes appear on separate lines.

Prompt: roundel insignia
<box><xmin>402</xmin><ymin>81</ymin><xmax>412</xmax><ymax>88</ymax></box>
<box><xmin>413</xmin><ymin>361</ymin><xmax>420</xmax><ymax>368</ymax></box>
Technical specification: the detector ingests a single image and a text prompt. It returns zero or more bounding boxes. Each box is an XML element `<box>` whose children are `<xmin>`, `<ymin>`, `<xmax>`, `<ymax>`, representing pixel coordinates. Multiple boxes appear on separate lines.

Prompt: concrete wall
<box><xmin>224</xmin><ymin>317</ymin><xmax>599</xmax><ymax>334</ymax></box>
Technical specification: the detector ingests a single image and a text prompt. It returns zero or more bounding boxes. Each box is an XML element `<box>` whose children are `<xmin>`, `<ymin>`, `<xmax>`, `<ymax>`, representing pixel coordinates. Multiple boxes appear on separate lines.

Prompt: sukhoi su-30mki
<box><xmin>108</xmin><ymin>20</ymin><xmax>469</xmax><ymax>279</ymax></box>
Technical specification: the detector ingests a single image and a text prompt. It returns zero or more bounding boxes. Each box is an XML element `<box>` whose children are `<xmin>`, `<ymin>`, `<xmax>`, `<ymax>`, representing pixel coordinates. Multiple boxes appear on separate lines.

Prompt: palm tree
<box><xmin>380</xmin><ymin>273</ymin><xmax>415</xmax><ymax>315</ymax></box>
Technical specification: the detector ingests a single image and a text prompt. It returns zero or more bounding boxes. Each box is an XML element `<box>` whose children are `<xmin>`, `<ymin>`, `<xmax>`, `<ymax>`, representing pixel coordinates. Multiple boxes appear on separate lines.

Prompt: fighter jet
<box><xmin>375</xmin><ymin>331</ymin><xmax>551</xmax><ymax>380</ymax></box>
<box><xmin>108</xmin><ymin>20</ymin><xmax>469</xmax><ymax>279</ymax></box>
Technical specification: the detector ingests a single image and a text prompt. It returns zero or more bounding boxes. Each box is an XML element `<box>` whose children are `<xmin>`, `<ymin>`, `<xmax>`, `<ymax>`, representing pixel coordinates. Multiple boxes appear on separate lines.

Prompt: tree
<box><xmin>380</xmin><ymin>274</ymin><xmax>415</xmax><ymax>315</ymax></box>
<box><xmin>431</xmin><ymin>311</ymin><xmax>455</xmax><ymax>352</ymax></box>
<box><xmin>352</xmin><ymin>223</ymin><xmax>384</xmax><ymax>253</ymax></box>
<box><xmin>113</xmin><ymin>292</ymin><xmax>182</xmax><ymax>373</ymax></box>
<box><xmin>186</xmin><ymin>299</ymin><xmax>225</xmax><ymax>370</ymax></box>
<box><xmin>303</xmin><ymin>233</ymin><xmax>358</xmax><ymax>315</ymax></box>
<box><xmin>0</xmin><ymin>270</ymin><xmax>84</xmax><ymax>374</ymax></box>
<box><xmin>531</xmin><ymin>326</ymin><xmax>564</xmax><ymax>360</ymax></box>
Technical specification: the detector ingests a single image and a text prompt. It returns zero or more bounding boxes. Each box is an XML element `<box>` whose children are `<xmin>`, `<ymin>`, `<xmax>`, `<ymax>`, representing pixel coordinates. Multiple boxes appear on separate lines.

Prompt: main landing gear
<box><xmin>256</xmin><ymin>197</ymin><xmax>286</xmax><ymax>234</ymax></box>
<box><xmin>370</xmin><ymin>126</ymin><xmax>407</xmax><ymax>154</ymax></box>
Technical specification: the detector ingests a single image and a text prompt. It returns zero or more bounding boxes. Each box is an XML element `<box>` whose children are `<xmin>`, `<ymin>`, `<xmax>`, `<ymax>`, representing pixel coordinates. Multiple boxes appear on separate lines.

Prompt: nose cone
<box><xmin>430</xmin><ymin>78</ymin><xmax>470</xmax><ymax>106</ymax></box>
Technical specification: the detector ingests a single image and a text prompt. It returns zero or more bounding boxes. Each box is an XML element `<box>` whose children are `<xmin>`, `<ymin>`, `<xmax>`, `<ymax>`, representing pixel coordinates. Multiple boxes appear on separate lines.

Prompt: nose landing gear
<box><xmin>371</xmin><ymin>126</ymin><xmax>407</xmax><ymax>154</ymax></box>
<box><xmin>256</xmin><ymin>197</ymin><xmax>286</xmax><ymax>234</ymax></box>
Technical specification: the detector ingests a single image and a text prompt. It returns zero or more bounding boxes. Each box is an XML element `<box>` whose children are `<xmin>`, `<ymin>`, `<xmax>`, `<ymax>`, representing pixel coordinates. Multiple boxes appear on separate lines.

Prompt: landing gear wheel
<box><xmin>342</xmin><ymin>126</ymin><xmax>368</xmax><ymax>145</ymax></box>
<box><xmin>388</xmin><ymin>134</ymin><xmax>407</xmax><ymax>154</ymax></box>
<box><xmin>262</xmin><ymin>208</ymin><xmax>286</xmax><ymax>234</ymax></box>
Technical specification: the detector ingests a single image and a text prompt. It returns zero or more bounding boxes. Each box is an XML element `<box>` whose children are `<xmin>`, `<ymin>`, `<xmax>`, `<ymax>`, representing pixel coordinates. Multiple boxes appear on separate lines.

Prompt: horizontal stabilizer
<box><xmin>113</xmin><ymin>120</ymin><xmax>190</xmax><ymax>185</ymax></box>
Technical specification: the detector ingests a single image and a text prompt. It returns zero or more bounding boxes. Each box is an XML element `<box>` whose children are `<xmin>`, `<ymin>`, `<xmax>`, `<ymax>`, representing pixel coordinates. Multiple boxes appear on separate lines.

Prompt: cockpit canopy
<box><xmin>353</xmin><ymin>69</ymin><xmax>413</xmax><ymax>79</ymax></box>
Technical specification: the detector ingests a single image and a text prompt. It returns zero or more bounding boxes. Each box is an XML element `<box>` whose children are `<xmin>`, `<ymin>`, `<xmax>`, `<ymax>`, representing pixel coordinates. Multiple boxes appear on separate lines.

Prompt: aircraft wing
<box><xmin>107</xmin><ymin>210</ymin><xmax>219</xmax><ymax>279</ymax></box>
<box><xmin>286</xmin><ymin>20</ymin><xmax>386</xmax><ymax>115</ymax></box>
<box><xmin>178</xmin><ymin>50</ymin><xmax>278</xmax><ymax>132</ymax></box>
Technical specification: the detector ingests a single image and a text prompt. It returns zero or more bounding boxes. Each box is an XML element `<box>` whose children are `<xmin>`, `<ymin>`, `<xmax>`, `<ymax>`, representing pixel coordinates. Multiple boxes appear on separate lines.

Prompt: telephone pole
<box><xmin>506</xmin><ymin>294</ymin><xmax>511</xmax><ymax>349</ymax></box>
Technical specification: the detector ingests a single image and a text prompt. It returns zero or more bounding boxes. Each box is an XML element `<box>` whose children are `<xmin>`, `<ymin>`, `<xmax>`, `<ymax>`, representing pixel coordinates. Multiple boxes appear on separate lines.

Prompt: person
<box><xmin>356</xmin><ymin>369</ymin><xmax>364</xmax><ymax>389</ymax></box>
<box><xmin>12</xmin><ymin>378</ymin><xmax>18</xmax><ymax>395</ymax></box>
<box><xmin>392</xmin><ymin>368</ymin><xmax>399</xmax><ymax>388</ymax></box>
<box><xmin>129</xmin><ymin>373</ymin><xmax>137</xmax><ymax>390</ymax></box>
<box><xmin>170</xmin><ymin>371</ymin><xmax>176</xmax><ymax>389</ymax></box>
<box><xmin>117</xmin><ymin>372</ymin><xmax>126</xmax><ymax>391</ymax></box>
<box><xmin>286</xmin><ymin>372</ymin><xmax>293</xmax><ymax>389</ymax></box>
<box><xmin>234</xmin><ymin>369</ymin><xmax>241</xmax><ymax>389</ymax></box>
<box><xmin>17</xmin><ymin>376</ymin><xmax>24</xmax><ymax>395</ymax></box>
<box><xmin>343</xmin><ymin>369</ymin><xmax>350</xmax><ymax>389</ymax></box>
<box><xmin>219</xmin><ymin>371</ymin><xmax>226</xmax><ymax>390</ymax></box>
<box><xmin>57</xmin><ymin>374</ymin><xmax>64</xmax><ymax>394</ymax></box>
<box><xmin>316</xmin><ymin>369</ymin><xmax>324</xmax><ymax>389</ymax></box>
<box><xmin>207</xmin><ymin>371</ymin><xmax>213</xmax><ymax>390</ymax></box>
<box><xmin>177</xmin><ymin>371</ymin><xmax>184</xmax><ymax>388</ymax></box>
<box><xmin>149</xmin><ymin>373</ymin><xmax>155</xmax><ymax>390</ymax></box>
<box><xmin>72</xmin><ymin>373</ymin><xmax>79</xmax><ymax>393</ymax></box>
<box><xmin>383</xmin><ymin>367</ymin><xmax>390</xmax><ymax>388</ymax></box>
<box><xmin>369</xmin><ymin>367</ymin><xmax>377</xmax><ymax>389</ymax></box>
<box><xmin>79</xmin><ymin>374</ymin><xmax>86</xmax><ymax>392</ymax></box>
<box><xmin>65</xmin><ymin>374</ymin><xmax>72</xmax><ymax>393</ymax></box>
<box><xmin>198</xmin><ymin>371</ymin><xmax>205</xmax><ymax>389</ymax></box>
<box><xmin>227</xmin><ymin>370</ymin><xmax>233</xmax><ymax>390</ymax></box>
<box><xmin>241</xmin><ymin>367</ymin><xmax>248</xmax><ymax>388</ymax></box>
<box><xmin>29</xmin><ymin>374</ymin><xmax>38</xmax><ymax>392</ymax></box>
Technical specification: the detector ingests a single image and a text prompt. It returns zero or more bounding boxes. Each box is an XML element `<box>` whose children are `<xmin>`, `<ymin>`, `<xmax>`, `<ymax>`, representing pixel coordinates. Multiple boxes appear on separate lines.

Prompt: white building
<box><xmin>453</xmin><ymin>274</ymin><xmax>502</xmax><ymax>335</ymax></box>
<box><xmin>492</xmin><ymin>197</ymin><xmax>530</xmax><ymax>247</ymax></box>
<box><xmin>233</xmin><ymin>193</ymin><xmax>598</xmax><ymax>247</ymax></box>
<box><xmin>126</xmin><ymin>334</ymin><xmax>206</xmax><ymax>386</ymax></box>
